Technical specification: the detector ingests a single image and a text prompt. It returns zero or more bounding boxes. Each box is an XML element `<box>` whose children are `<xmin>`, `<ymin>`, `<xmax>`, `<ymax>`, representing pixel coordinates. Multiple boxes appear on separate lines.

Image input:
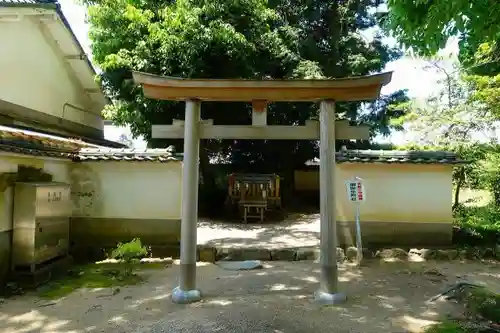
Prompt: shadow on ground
<box><xmin>198</xmin><ymin>213</ymin><xmax>321</xmax><ymax>248</ymax></box>
<box><xmin>1</xmin><ymin>260</ymin><xmax>488</xmax><ymax>333</ymax></box>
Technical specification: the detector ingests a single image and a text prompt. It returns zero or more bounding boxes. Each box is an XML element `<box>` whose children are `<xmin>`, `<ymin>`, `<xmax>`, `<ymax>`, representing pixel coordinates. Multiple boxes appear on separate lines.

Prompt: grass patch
<box><xmin>454</xmin><ymin>204</ymin><xmax>500</xmax><ymax>245</ymax></box>
<box><xmin>37</xmin><ymin>262</ymin><xmax>165</xmax><ymax>299</ymax></box>
<box><xmin>424</xmin><ymin>321</ymin><xmax>467</xmax><ymax>333</ymax></box>
<box><xmin>463</xmin><ymin>287</ymin><xmax>500</xmax><ymax>323</ymax></box>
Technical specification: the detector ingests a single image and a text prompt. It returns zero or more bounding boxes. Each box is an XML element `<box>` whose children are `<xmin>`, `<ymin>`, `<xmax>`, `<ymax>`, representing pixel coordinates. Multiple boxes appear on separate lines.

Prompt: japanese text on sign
<box><xmin>345</xmin><ymin>180</ymin><xmax>365</xmax><ymax>202</ymax></box>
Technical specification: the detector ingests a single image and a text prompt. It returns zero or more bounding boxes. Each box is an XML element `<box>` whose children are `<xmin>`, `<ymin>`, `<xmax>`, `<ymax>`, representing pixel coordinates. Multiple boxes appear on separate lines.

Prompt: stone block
<box><xmin>346</xmin><ymin>247</ymin><xmax>358</xmax><ymax>261</ymax></box>
<box><xmin>435</xmin><ymin>249</ymin><xmax>459</xmax><ymax>260</ymax></box>
<box><xmin>216</xmin><ymin>248</ymin><xmax>271</xmax><ymax>261</ymax></box>
<box><xmin>295</xmin><ymin>247</ymin><xmax>320</xmax><ymax>261</ymax></box>
<box><xmin>336</xmin><ymin>247</ymin><xmax>345</xmax><ymax>262</ymax></box>
<box><xmin>271</xmin><ymin>249</ymin><xmax>296</xmax><ymax>261</ymax></box>
<box><xmin>419</xmin><ymin>248</ymin><xmax>437</xmax><ymax>260</ymax></box>
<box><xmin>376</xmin><ymin>248</ymin><xmax>408</xmax><ymax>260</ymax></box>
<box><xmin>197</xmin><ymin>246</ymin><xmax>216</xmax><ymax>263</ymax></box>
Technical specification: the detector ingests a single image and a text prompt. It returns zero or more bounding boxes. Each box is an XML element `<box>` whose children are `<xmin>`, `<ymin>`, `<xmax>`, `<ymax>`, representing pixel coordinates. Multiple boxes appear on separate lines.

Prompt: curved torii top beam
<box><xmin>132</xmin><ymin>71</ymin><xmax>393</xmax><ymax>102</ymax></box>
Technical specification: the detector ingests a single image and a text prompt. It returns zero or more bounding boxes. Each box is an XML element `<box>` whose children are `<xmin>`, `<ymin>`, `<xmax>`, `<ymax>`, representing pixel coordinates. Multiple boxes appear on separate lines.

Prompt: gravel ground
<box><xmin>2</xmin><ymin>260</ymin><xmax>498</xmax><ymax>333</ymax></box>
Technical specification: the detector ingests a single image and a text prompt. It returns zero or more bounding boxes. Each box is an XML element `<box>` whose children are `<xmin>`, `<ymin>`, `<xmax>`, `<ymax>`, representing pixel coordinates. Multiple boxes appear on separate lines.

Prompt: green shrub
<box><xmin>454</xmin><ymin>204</ymin><xmax>500</xmax><ymax>245</ymax></box>
<box><xmin>111</xmin><ymin>238</ymin><xmax>148</xmax><ymax>275</ymax></box>
<box><xmin>464</xmin><ymin>287</ymin><xmax>500</xmax><ymax>323</ymax></box>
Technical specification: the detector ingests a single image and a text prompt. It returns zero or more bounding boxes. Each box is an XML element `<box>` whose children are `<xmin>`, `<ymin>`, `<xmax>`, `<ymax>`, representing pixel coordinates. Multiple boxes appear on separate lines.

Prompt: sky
<box><xmin>57</xmin><ymin>0</ymin><xmax>456</xmax><ymax>148</ymax></box>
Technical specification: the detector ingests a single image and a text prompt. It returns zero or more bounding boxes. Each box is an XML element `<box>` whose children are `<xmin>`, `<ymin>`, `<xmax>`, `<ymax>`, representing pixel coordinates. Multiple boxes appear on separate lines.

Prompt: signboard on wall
<box><xmin>345</xmin><ymin>180</ymin><xmax>365</xmax><ymax>202</ymax></box>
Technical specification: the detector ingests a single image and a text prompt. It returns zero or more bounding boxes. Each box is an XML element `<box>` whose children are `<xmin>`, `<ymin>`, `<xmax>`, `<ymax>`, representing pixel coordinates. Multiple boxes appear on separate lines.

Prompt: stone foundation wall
<box><xmin>336</xmin><ymin>221</ymin><xmax>453</xmax><ymax>247</ymax></box>
<box><xmin>69</xmin><ymin>217</ymin><xmax>181</xmax><ymax>261</ymax></box>
<box><xmin>197</xmin><ymin>245</ymin><xmax>500</xmax><ymax>263</ymax></box>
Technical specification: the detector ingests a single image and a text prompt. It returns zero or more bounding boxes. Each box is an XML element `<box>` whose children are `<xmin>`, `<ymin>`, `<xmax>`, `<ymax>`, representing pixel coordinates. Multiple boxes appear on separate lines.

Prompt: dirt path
<box><xmin>197</xmin><ymin>213</ymin><xmax>320</xmax><ymax>248</ymax></box>
<box><xmin>0</xmin><ymin>260</ymin><xmax>498</xmax><ymax>333</ymax></box>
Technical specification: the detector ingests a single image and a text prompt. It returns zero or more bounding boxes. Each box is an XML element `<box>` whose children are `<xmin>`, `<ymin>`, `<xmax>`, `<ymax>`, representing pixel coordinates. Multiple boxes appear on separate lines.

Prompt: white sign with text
<box><xmin>345</xmin><ymin>180</ymin><xmax>365</xmax><ymax>202</ymax></box>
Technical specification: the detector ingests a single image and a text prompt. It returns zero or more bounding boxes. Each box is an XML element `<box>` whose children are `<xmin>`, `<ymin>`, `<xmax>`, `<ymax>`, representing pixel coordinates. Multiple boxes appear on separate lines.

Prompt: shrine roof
<box><xmin>132</xmin><ymin>71</ymin><xmax>393</xmax><ymax>102</ymax></box>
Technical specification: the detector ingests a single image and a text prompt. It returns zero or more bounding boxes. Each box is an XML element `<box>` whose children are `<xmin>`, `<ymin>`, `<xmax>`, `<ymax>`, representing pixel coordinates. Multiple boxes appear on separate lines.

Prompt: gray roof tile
<box><xmin>0</xmin><ymin>0</ymin><xmax>56</xmax><ymax>5</ymax></box>
<box><xmin>75</xmin><ymin>148</ymin><xmax>181</xmax><ymax>162</ymax></box>
<box><xmin>305</xmin><ymin>150</ymin><xmax>465</xmax><ymax>165</ymax></box>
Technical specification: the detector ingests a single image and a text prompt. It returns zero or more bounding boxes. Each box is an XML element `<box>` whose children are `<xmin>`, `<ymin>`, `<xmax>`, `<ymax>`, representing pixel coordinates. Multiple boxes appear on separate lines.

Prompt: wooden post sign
<box><xmin>345</xmin><ymin>177</ymin><xmax>365</xmax><ymax>265</ymax></box>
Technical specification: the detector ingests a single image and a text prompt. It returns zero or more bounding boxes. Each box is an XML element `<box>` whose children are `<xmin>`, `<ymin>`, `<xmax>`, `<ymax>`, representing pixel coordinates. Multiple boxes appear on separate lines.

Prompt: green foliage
<box><xmin>423</xmin><ymin>321</ymin><xmax>467</xmax><ymax>333</ymax></box>
<box><xmin>478</xmin><ymin>150</ymin><xmax>500</xmax><ymax>206</ymax></box>
<box><xmin>383</xmin><ymin>0</ymin><xmax>500</xmax><ymax>64</ymax></box>
<box><xmin>464</xmin><ymin>287</ymin><xmax>500</xmax><ymax>323</ymax></box>
<box><xmin>454</xmin><ymin>204</ymin><xmax>500</xmax><ymax>248</ymax></box>
<box><xmin>111</xmin><ymin>238</ymin><xmax>148</xmax><ymax>275</ymax></box>
<box><xmin>111</xmin><ymin>238</ymin><xmax>148</xmax><ymax>263</ymax></box>
<box><xmin>465</xmin><ymin>74</ymin><xmax>500</xmax><ymax>117</ymax></box>
<box><xmin>84</xmin><ymin>0</ymin><xmax>408</xmax><ymax>171</ymax></box>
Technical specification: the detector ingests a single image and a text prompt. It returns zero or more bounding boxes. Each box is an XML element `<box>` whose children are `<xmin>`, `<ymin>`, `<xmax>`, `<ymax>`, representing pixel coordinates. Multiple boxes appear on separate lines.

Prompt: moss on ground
<box><xmin>37</xmin><ymin>262</ymin><xmax>165</xmax><ymax>299</ymax></box>
<box><xmin>424</xmin><ymin>321</ymin><xmax>467</xmax><ymax>333</ymax></box>
<box><xmin>425</xmin><ymin>285</ymin><xmax>500</xmax><ymax>333</ymax></box>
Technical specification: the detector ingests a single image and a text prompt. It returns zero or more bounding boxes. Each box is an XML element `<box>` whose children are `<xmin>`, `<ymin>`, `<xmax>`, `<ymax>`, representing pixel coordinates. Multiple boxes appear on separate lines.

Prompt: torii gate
<box><xmin>133</xmin><ymin>71</ymin><xmax>392</xmax><ymax>305</ymax></box>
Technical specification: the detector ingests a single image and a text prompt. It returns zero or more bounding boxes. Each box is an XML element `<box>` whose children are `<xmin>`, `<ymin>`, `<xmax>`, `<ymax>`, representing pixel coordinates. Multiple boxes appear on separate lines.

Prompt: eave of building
<box><xmin>0</xmin><ymin>1</ymin><xmax>108</xmax><ymax>111</ymax></box>
<box><xmin>132</xmin><ymin>71</ymin><xmax>393</xmax><ymax>102</ymax></box>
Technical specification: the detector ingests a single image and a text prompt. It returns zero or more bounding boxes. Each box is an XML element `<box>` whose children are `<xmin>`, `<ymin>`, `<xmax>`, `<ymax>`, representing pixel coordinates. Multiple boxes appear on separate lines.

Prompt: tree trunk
<box><xmin>198</xmin><ymin>140</ymin><xmax>216</xmax><ymax>191</ymax></box>
<box><xmin>492</xmin><ymin>177</ymin><xmax>500</xmax><ymax>207</ymax></box>
<box><xmin>453</xmin><ymin>167</ymin><xmax>465</xmax><ymax>210</ymax></box>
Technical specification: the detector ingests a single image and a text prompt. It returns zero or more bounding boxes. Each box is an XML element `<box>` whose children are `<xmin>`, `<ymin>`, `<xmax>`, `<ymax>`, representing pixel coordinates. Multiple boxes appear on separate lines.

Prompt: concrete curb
<box><xmin>196</xmin><ymin>245</ymin><xmax>500</xmax><ymax>263</ymax></box>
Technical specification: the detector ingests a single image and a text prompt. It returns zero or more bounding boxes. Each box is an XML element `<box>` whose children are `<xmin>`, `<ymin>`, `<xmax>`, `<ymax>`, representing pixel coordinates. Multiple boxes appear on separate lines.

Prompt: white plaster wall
<box><xmin>0</xmin><ymin>14</ymin><xmax>103</xmax><ymax>131</ymax></box>
<box><xmin>335</xmin><ymin>164</ymin><xmax>453</xmax><ymax>223</ymax></box>
<box><xmin>69</xmin><ymin>162</ymin><xmax>183</xmax><ymax>220</ymax></box>
<box><xmin>43</xmin><ymin>160</ymin><xmax>71</xmax><ymax>184</ymax></box>
<box><xmin>294</xmin><ymin>164</ymin><xmax>454</xmax><ymax>223</ymax></box>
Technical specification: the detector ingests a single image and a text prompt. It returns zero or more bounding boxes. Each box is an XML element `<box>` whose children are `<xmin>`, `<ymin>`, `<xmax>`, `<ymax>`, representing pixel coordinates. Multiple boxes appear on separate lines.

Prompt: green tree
<box><xmin>84</xmin><ymin>0</ymin><xmax>408</xmax><ymax>188</ymax></box>
<box><xmin>383</xmin><ymin>0</ymin><xmax>500</xmax><ymax>140</ymax></box>
<box><xmin>383</xmin><ymin>0</ymin><xmax>500</xmax><ymax>66</ymax></box>
<box><xmin>88</xmin><ymin>0</ymin><xmax>305</xmax><ymax>190</ymax></box>
<box><xmin>394</xmin><ymin>57</ymin><xmax>497</xmax><ymax>208</ymax></box>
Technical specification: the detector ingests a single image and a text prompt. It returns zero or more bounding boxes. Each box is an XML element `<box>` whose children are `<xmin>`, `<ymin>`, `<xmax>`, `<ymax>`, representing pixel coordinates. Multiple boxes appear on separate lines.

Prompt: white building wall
<box><xmin>0</xmin><ymin>13</ymin><xmax>103</xmax><ymax>131</ymax></box>
<box><xmin>69</xmin><ymin>162</ymin><xmax>182</xmax><ymax>220</ymax></box>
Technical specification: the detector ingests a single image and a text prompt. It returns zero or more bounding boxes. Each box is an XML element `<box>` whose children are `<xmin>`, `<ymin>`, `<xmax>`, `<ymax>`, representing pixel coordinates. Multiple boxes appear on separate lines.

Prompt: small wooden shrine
<box><xmin>226</xmin><ymin>173</ymin><xmax>281</xmax><ymax>223</ymax></box>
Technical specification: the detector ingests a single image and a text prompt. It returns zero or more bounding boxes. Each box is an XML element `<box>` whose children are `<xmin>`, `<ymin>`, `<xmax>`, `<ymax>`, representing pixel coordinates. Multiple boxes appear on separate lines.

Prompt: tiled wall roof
<box><xmin>0</xmin><ymin>0</ymin><xmax>56</xmax><ymax>6</ymax></box>
<box><xmin>305</xmin><ymin>150</ymin><xmax>465</xmax><ymax>165</ymax></box>
<box><xmin>74</xmin><ymin>148</ymin><xmax>182</xmax><ymax>162</ymax></box>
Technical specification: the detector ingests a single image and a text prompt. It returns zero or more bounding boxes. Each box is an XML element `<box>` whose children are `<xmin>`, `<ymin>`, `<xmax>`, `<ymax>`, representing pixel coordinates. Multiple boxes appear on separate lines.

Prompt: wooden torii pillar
<box><xmin>133</xmin><ymin>71</ymin><xmax>392</xmax><ymax>305</ymax></box>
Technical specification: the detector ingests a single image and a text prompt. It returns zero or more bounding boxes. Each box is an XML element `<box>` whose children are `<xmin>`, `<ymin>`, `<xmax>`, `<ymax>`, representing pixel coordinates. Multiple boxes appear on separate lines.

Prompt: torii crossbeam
<box><xmin>133</xmin><ymin>71</ymin><xmax>393</xmax><ymax>305</ymax></box>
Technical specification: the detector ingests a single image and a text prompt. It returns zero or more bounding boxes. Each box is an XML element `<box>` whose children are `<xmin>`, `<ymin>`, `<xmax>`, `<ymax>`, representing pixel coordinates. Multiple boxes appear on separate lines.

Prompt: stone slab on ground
<box><xmin>216</xmin><ymin>260</ymin><xmax>264</xmax><ymax>270</ymax></box>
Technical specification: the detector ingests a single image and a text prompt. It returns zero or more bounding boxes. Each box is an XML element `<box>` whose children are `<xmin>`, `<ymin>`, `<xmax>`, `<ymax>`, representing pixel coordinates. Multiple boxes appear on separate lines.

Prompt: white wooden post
<box><xmin>171</xmin><ymin>99</ymin><xmax>202</xmax><ymax>304</ymax></box>
<box><xmin>252</xmin><ymin>100</ymin><xmax>267</xmax><ymax>126</ymax></box>
<box><xmin>314</xmin><ymin>100</ymin><xmax>346</xmax><ymax>305</ymax></box>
